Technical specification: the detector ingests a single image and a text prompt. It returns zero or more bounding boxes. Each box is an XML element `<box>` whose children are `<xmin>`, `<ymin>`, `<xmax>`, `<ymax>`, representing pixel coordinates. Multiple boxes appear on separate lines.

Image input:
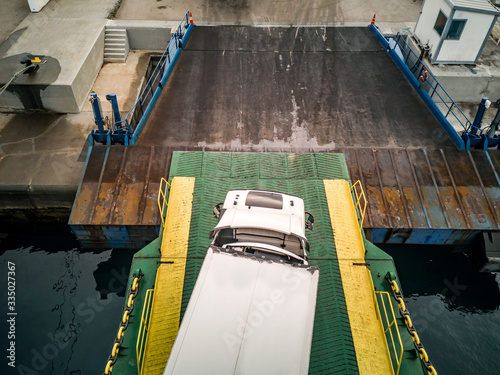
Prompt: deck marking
<box><xmin>141</xmin><ymin>177</ymin><xmax>195</xmax><ymax>375</ymax></box>
<box><xmin>324</xmin><ymin>179</ymin><xmax>394</xmax><ymax>375</ymax></box>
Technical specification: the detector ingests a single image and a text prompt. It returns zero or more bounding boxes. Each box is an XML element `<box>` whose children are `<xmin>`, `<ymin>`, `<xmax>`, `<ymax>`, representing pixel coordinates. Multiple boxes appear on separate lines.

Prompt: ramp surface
<box><xmin>143</xmin><ymin>151</ymin><xmax>392</xmax><ymax>374</ymax></box>
<box><xmin>141</xmin><ymin>26</ymin><xmax>447</xmax><ymax>150</ymax></box>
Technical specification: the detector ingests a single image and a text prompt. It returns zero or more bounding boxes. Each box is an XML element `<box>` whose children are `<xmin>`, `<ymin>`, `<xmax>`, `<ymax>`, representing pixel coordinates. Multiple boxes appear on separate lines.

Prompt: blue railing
<box><xmin>369</xmin><ymin>25</ymin><xmax>470</xmax><ymax>150</ymax></box>
<box><xmin>112</xmin><ymin>11</ymin><xmax>194</xmax><ymax>145</ymax></box>
<box><xmin>391</xmin><ymin>33</ymin><xmax>474</xmax><ymax>132</ymax></box>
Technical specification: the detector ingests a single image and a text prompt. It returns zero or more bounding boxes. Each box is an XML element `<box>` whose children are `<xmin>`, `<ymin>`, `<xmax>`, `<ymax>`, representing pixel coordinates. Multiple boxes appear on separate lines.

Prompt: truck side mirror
<box><xmin>213</xmin><ymin>203</ymin><xmax>222</xmax><ymax>219</ymax></box>
<box><xmin>305</xmin><ymin>212</ymin><xmax>314</xmax><ymax>230</ymax></box>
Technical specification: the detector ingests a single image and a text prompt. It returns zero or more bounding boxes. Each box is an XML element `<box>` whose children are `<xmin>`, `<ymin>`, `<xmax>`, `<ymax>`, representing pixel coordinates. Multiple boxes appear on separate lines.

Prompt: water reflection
<box><xmin>0</xmin><ymin>225</ymin><xmax>136</xmax><ymax>375</ymax></box>
<box><xmin>381</xmin><ymin>244</ymin><xmax>500</xmax><ymax>375</ymax></box>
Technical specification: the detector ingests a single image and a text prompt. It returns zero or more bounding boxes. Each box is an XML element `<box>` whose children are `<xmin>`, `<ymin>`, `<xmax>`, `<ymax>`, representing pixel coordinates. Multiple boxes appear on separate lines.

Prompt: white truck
<box><xmin>164</xmin><ymin>190</ymin><xmax>319</xmax><ymax>375</ymax></box>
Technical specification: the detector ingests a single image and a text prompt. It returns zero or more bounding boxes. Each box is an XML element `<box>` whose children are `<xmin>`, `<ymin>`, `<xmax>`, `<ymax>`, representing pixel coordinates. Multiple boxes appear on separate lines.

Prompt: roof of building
<box><xmin>446</xmin><ymin>0</ymin><xmax>500</xmax><ymax>15</ymax></box>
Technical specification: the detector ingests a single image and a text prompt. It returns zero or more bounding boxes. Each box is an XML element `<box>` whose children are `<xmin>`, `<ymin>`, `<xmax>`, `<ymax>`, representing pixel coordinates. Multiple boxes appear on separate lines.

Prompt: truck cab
<box><xmin>210</xmin><ymin>190</ymin><xmax>314</xmax><ymax>264</ymax></box>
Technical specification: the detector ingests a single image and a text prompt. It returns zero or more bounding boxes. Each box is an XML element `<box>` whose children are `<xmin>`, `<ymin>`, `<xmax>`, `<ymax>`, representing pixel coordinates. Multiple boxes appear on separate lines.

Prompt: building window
<box><xmin>446</xmin><ymin>20</ymin><xmax>466</xmax><ymax>40</ymax></box>
<box><xmin>434</xmin><ymin>10</ymin><xmax>447</xmax><ymax>36</ymax></box>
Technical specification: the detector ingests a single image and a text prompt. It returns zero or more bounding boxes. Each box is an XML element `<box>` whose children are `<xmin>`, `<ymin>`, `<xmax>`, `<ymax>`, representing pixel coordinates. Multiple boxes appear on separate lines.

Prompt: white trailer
<box><xmin>164</xmin><ymin>190</ymin><xmax>319</xmax><ymax>374</ymax></box>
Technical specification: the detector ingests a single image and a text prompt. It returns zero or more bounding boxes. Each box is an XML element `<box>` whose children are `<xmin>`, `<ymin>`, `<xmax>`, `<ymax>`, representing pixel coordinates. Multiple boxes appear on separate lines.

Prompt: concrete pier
<box><xmin>0</xmin><ymin>51</ymin><xmax>154</xmax><ymax>221</ymax></box>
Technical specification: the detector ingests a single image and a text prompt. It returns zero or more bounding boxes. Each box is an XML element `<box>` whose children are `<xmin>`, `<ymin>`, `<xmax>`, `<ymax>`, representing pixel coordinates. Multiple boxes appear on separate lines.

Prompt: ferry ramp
<box><xmin>139</xmin><ymin>152</ymin><xmax>403</xmax><ymax>375</ymax></box>
<box><xmin>70</xmin><ymin>25</ymin><xmax>500</xmax><ymax>248</ymax></box>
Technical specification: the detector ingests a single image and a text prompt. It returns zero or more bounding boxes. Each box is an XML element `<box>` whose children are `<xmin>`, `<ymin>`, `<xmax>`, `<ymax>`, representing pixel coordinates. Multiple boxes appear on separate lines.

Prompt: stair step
<box><xmin>103</xmin><ymin>26</ymin><xmax>129</xmax><ymax>63</ymax></box>
<box><xmin>105</xmin><ymin>46</ymin><xmax>126</xmax><ymax>52</ymax></box>
<box><xmin>104</xmin><ymin>58</ymin><xmax>126</xmax><ymax>63</ymax></box>
<box><xmin>106</xmin><ymin>37</ymin><xmax>127</xmax><ymax>42</ymax></box>
<box><xmin>104</xmin><ymin>54</ymin><xmax>126</xmax><ymax>59</ymax></box>
<box><xmin>105</xmin><ymin>29</ymin><xmax>127</xmax><ymax>34</ymax></box>
<box><xmin>105</xmin><ymin>42</ymin><xmax>127</xmax><ymax>47</ymax></box>
<box><xmin>104</xmin><ymin>52</ymin><xmax>127</xmax><ymax>57</ymax></box>
<box><xmin>104</xmin><ymin>55</ymin><xmax>126</xmax><ymax>61</ymax></box>
<box><xmin>105</xmin><ymin>34</ymin><xmax>127</xmax><ymax>39</ymax></box>
<box><xmin>104</xmin><ymin>55</ymin><xmax>126</xmax><ymax>59</ymax></box>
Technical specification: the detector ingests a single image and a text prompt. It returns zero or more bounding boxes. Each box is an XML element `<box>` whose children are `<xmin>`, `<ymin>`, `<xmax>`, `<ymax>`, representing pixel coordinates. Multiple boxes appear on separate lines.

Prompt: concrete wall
<box><xmin>0</xmin><ymin>87</ymin><xmax>23</xmax><ymax>110</ymax></box>
<box><xmin>106</xmin><ymin>20</ymin><xmax>171</xmax><ymax>50</ymax></box>
<box><xmin>435</xmin><ymin>74</ymin><xmax>500</xmax><ymax>102</ymax></box>
<box><xmin>71</xmin><ymin>27</ymin><xmax>104</xmax><ymax>113</ymax></box>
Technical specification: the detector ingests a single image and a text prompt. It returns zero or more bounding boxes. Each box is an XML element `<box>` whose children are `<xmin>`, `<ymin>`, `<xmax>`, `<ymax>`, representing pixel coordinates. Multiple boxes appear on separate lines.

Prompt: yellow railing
<box><xmin>375</xmin><ymin>291</ymin><xmax>404</xmax><ymax>375</ymax></box>
<box><xmin>158</xmin><ymin>177</ymin><xmax>171</xmax><ymax>227</ymax></box>
<box><xmin>350</xmin><ymin>180</ymin><xmax>367</xmax><ymax>231</ymax></box>
<box><xmin>136</xmin><ymin>289</ymin><xmax>155</xmax><ymax>375</ymax></box>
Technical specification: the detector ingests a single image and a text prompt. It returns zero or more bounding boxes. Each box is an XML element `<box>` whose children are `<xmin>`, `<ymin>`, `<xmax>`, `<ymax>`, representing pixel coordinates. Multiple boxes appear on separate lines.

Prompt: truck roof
<box><xmin>214</xmin><ymin>190</ymin><xmax>307</xmax><ymax>240</ymax></box>
<box><xmin>163</xmin><ymin>247</ymin><xmax>319</xmax><ymax>374</ymax></box>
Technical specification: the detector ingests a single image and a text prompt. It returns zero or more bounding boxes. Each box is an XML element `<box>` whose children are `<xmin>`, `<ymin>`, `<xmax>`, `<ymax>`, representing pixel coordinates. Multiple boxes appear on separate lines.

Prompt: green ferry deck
<box><xmin>104</xmin><ymin>151</ymin><xmax>433</xmax><ymax>375</ymax></box>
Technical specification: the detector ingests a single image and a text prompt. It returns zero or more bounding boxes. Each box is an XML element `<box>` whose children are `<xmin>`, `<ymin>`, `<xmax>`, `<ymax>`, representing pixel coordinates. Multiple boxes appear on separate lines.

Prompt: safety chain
<box><xmin>103</xmin><ymin>270</ymin><xmax>144</xmax><ymax>375</ymax></box>
<box><xmin>386</xmin><ymin>274</ymin><xmax>438</xmax><ymax>375</ymax></box>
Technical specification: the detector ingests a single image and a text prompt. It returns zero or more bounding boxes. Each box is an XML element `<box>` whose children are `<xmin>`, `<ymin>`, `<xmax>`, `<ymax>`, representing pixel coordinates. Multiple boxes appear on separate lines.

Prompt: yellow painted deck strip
<box><xmin>141</xmin><ymin>177</ymin><xmax>195</xmax><ymax>375</ymax></box>
<box><xmin>324</xmin><ymin>179</ymin><xmax>394</xmax><ymax>375</ymax></box>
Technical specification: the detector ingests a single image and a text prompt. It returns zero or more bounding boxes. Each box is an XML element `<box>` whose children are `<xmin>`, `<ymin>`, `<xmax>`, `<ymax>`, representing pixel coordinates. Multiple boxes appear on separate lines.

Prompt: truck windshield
<box><xmin>213</xmin><ymin>228</ymin><xmax>304</xmax><ymax>257</ymax></box>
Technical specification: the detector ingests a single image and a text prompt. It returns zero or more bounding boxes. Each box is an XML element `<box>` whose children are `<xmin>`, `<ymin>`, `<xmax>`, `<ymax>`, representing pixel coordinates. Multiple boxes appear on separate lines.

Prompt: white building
<box><xmin>414</xmin><ymin>0</ymin><xmax>500</xmax><ymax>64</ymax></box>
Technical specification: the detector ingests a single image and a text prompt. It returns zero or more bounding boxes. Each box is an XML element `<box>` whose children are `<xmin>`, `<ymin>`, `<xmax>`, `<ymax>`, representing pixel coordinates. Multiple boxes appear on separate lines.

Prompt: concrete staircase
<box><xmin>104</xmin><ymin>27</ymin><xmax>129</xmax><ymax>63</ymax></box>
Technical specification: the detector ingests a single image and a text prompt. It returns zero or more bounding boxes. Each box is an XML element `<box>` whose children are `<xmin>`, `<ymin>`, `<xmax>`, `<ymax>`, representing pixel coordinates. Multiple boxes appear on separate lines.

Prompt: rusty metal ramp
<box><xmin>69</xmin><ymin>145</ymin><xmax>174</xmax><ymax>248</ymax></box>
<box><xmin>344</xmin><ymin>147</ymin><xmax>500</xmax><ymax>244</ymax></box>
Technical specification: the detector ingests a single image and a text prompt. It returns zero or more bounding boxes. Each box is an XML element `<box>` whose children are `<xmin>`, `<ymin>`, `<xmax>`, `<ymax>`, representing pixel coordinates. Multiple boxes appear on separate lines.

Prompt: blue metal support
<box><xmin>471</xmin><ymin>97</ymin><xmax>490</xmax><ymax>136</ymax></box>
<box><xmin>89</xmin><ymin>92</ymin><xmax>111</xmax><ymax>145</ymax></box>
<box><xmin>482</xmin><ymin>104</ymin><xmax>500</xmax><ymax>149</ymax></box>
<box><xmin>106</xmin><ymin>94</ymin><xmax>122</xmax><ymax>126</ymax></box>
<box><xmin>90</xmin><ymin>92</ymin><xmax>105</xmax><ymax>134</ymax></box>
<box><xmin>89</xmin><ymin>92</ymin><xmax>132</xmax><ymax>145</ymax></box>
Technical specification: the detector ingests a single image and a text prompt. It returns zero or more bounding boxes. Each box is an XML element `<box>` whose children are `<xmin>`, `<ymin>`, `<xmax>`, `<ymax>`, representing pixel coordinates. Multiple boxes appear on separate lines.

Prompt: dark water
<box><xmin>381</xmin><ymin>244</ymin><xmax>500</xmax><ymax>375</ymax></box>
<box><xmin>0</xmin><ymin>225</ymin><xmax>136</xmax><ymax>375</ymax></box>
<box><xmin>0</xmin><ymin>226</ymin><xmax>499</xmax><ymax>374</ymax></box>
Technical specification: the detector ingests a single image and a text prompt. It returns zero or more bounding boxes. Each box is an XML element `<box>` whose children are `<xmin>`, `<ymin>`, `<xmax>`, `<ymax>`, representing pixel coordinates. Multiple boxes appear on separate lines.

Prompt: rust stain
<box><xmin>457</xmin><ymin>186</ymin><xmax>493</xmax><ymax>228</ymax></box>
<box><xmin>141</xmin><ymin>183</ymin><xmax>160</xmax><ymax>226</ymax></box>
<box><xmin>70</xmin><ymin>184</ymin><xmax>97</xmax><ymax>224</ymax></box>
<box><xmin>383</xmin><ymin>186</ymin><xmax>408</xmax><ymax>228</ymax></box>
<box><xmin>91</xmin><ymin>183</ymin><xmax>116</xmax><ymax>225</ymax></box>
<box><xmin>438</xmin><ymin>186</ymin><xmax>467</xmax><ymax>228</ymax></box>
<box><xmin>420</xmin><ymin>186</ymin><xmax>449</xmax><ymax>228</ymax></box>
<box><xmin>402</xmin><ymin>187</ymin><xmax>429</xmax><ymax>228</ymax></box>
<box><xmin>365</xmin><ymin>186</ymin><xmax>389</xmax><ymax>227</ymax></box>
<box><xmin>112</xmin><ymin>183</ymin><xmax>145</xmax><ymax>225</ymax></box>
